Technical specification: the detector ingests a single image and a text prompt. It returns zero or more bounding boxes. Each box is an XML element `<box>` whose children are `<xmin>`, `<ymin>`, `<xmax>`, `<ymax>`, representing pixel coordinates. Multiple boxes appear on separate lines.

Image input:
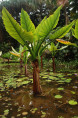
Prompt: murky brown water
<box><xmin>0</xmin><ymin>63</ymin><xmax>78</xmax><ymax>118</ymax></box>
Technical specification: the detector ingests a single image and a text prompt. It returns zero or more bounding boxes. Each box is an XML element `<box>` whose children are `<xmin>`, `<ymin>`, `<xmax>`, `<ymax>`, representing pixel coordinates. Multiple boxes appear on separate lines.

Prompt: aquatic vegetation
<box><xmin>57</xmin><ymin>87</ymin><xmax>64</xmax><ymax>91</ymax></box>
<box><xmin>48</xmin><ymin>42</ymin><xmax>67</xmax><ymax>72</ymax></box>
<box><xmin>41</xmin><ymin>111</ymin><xmax>46</xmax><ymax>118</ymax></box>
<box><xmin>68</xmin><ymin>100</ymin><xmax>77</xmax><ymax>105</ymax></box>
<box><xmin>54</xmin><ymin>95</ymin><xmax>63</xmax><ymax>99</ymax></box>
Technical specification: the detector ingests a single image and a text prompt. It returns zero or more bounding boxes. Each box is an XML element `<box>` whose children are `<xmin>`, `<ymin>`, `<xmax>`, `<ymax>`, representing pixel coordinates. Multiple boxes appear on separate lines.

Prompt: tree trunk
<box><xmin>32</xmin><ymin>59</ymin><xmax>42</xmax><ymax>95</ymax></box>
<box><xmin>52</xmin><ymin>56</ymin><xmax>55</xmax><ymax>73</ymax></box>
<box><xmin>8</xmin><ymin>59</ymin><xmax>9</xmax><ymax>64</ymax></box>
<box><xmin>41</xmin><ymin>55</ymin><xmax>43</xmax><ymax>69</ymax></box>
<box><xmin>25</xmin><ymin>64</ymin><xmax>28</xmax><ymax>76</ymax></box>
<box><xmin>20</xmin><ymin>58</ymin><xmax>23</xmax><ymax>68</ymax></box>
<box><xmin>64</xmin><ymin>8</ymin><xmax>69</xmax><ymax>25</ymax></box>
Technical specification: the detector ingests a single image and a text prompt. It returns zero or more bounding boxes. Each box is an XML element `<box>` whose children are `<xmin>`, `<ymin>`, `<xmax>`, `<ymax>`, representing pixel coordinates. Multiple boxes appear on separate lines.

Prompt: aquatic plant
<box><xmin>48</xmin><ymin>42</ymin><xmax>67</xmax><ymax>72</ymax></box>
<box><xmin>2</xmin><ymin>6</ymin><xmax>74</xmax><ymax>94</ymax></box>
<box><xmin>10</xmin><ymin>45</ymin><xmax>30</xmax><ymax>76</ymax></box>
<box><xmin>1</xmin><ymin>52</ymin><xmax>11</xmax><ymax>64</ymax></box>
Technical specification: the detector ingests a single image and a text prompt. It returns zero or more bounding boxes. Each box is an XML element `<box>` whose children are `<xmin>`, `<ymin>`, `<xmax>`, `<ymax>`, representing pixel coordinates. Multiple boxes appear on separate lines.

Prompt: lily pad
<box><xmin>55</xmin><ymin>95</ymin><xmax>63</xmax><ymax>99</ymax></box>
<box><xmin>46</xmin><ymin>80</ymin><xmax>52</xmax><ymax>82</ymax></box>
<box><xmin>71</xmin><ymin>91</ymin><xmax>76</xmax><ymax>94</ymax></box>
<box><xmin>22</xmin><ymin>112</ymin><xmax>28</xmax><ymax>116</ymax></box>
<box><xmin>57</xmin><ymin>88</ymin><xmax>64</xmax><ymax>91</ymax></box>
<box><xmin>67</xmin><ymin>73</ymin><xmax>72</xmax><ymax>76</ymax></box>
<box><xmin>4</xmin><ymin>109</ymin><xmax>9</xmax><ymax>116</ymax></box>
<box><xmin>30</xmin><ymin>108</ymin><xmax>38</xmax><ymax>114</ymax></box>
<box><xmin>41</xmin><ymin>111</ymin><xmax>46</xmax><ymax>118</ymax></box>
<box><xmin>42</xmin><ymin>76</ymin><xmax>48</xmax><ymax>79</ymax></box>
<box><xmin>68</xmin><ymin>100</ymin><xmax>77</xmax><ymax>105</ymax></box>
<box><xmin>22</xmin><ymin>81</ymin><xmax>30</xmax><ymax>85</ymax></box>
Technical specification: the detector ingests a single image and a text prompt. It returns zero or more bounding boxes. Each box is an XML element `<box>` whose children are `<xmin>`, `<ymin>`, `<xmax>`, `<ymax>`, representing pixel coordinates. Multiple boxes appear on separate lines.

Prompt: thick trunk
<box><xmin>25</xmin><ymin>64</ymin><xmax>28</xmax><ymax>76</ymax></box>
<box><xmin>32</xmin><ymin>59</ymin><xmax>42</xmax><ymax>94</ymax></box>
<box><xmin>41</xmin><ymin>55</ymin><xmax>43</xmax><ymax>69</ymax></box>
<box><xmin>52</xmin><ymin>57</ymin><xmax>55</xmax><ymax>73</ymax></box>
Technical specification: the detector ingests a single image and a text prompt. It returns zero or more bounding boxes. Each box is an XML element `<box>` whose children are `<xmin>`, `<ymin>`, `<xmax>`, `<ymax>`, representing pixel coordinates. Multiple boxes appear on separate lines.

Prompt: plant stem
<box><xmin>25</xmin><ymin>64</ymin><xmax>28</xmax><ymax>76</ymax></box>
<box><xmin>41</xmin><ymin>55</ymin><xmax>43</xmax><ymax>69</ymax></box>
<box><xmin>32</xmin><ymin>59</ymin><xmax>42</xmax><ymax>94</ymax></box>
<box><xmin>52</xmin><ymin>56</ymin><xmax>55</xmax><ymax>73</ymax></box>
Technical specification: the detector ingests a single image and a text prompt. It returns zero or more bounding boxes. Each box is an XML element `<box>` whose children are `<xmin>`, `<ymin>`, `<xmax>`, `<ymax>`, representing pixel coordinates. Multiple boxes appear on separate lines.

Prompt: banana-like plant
<box><xmin>2</xmin><ymin>52</ymin><xmax>11</xmax><ymax>64</ymax></box>
<box><xmin>10</xmin><ymin>45</ymin><xmax>30</xmax><ymax>76</ymax></box>
<box><xmin>2</xmin><ymin>6</ymin><xmax>74</xmax><ymax>94</ymax></box>
<box><xmin>48</xmin><ymin>42</ymin><xmax>68</xmax><ymax>72</ymax></box>
<box><xmin>72</xmin><ymin>19</ymin><xmax>78</xmax><ymax>41</ymax></box>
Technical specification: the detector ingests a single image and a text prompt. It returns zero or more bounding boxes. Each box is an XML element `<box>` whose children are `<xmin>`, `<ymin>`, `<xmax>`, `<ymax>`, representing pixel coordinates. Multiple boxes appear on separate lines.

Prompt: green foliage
<box><xmin>48</xmin><ymin>42</ymin><xmax>68</xmax><ymax>57</ymax></box>
<box><xmin>36</xmin><ymin>5</ymin><xmax>62</xmax><ymax>40</ymax></box>
<box><xmin>54</xmin><ymin>95</ymin><xmax>63</xmax><ymax>99</ymax></box>
<box><xmin>72</xmin><ymin>20</ymin><xmax>78</xmax><ymax>39</ymax></box>
<box><xmin>10</xmin><ymin>45</ymin><xmax>30</xmax><ymax>64</ymax></box>
<box><xmin>2</xmin><ymin>6</ymin><xmax>74</xmax><ymax>61</ymax></box>
<box><xmin>2</xmin><ymin>52</ymin><xmax>11</xmax><ymax>59</ymax></box>
<box><xmin>50</xmin><ymin>21</ymin><xmax>75</xmax><ymax>39</ymax></box>
<box><xmin>21</xmin><ymin>8</ymin><xmax>35</xmax><ymax>34</ymax></box>
<box><xmin>68</xmin><ymin>100</ymin><xmax>77</xmax><ymax>105</ymax></box>
<box><xmin>2</xmin><ymin>7</ymin><xmax>34</xmax><ymax>45</ymax></box>
<box><xmin>48</xmin><ymin>42</ymin><xmax>57</xmax><ymax>56</ymax></box>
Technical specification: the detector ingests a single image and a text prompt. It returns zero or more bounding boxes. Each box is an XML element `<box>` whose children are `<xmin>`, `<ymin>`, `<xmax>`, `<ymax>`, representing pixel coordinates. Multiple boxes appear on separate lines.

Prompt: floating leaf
<box><xmin>46</xmin><ymin>80</ymin><xmax>52</xmax><ymax>82</ymax></box>
<box><xmin>22</xmin><ymin>112</ymin><xmax>28</xmax><ymax>116</ymax></box>
<box><xmin>22</xmin><ymin>81</ymin><xmax>30</xmax><ymax>85</ymax></box>
<box><xmin>55</xmin><ymin>95</ymin><xmax>63</xmax><ymax>99</ymax></box>
<box><xmin>4</xmin><ymin>109</ymin><xmax>9</xmax><ymax>116</ymax></box>
<box><xmin>65</xmin><ymin>78</ymin><xmax>72</xmax><ymax>83</ymax></box>
<box><xmin>42</xmin><ymin>76</ymin><xmax>48</xmax><ymax>79</ymax></box>
<box><xmin>17</xmin><ymin>114</ymin><xmax>21</xmax><ymax>117</ymax></box>
<box><xmin>41</xmin><ymin>111</ymin><xmax>46</xmax><ymax>118</ymax></box>
<box><xmin>30</xmin><ymin>108</ymin><xmax>38</xmax><ymax>114</ymax></box>
<box><xmin>57</xmin><ymin>88</ymin><xmax>64</xmax><ymax>90</ymax></box>
<box><xmin>67</xmin><ymin>73</ymin><xmax>72</xmax><ymax>76</ymax></box>
<box><xmin>16</xmin><ymin>79</ymin><xmax>22</xmax><ymax>82</ymax></box>
<box><xmin>71</xmin><ymin>91</ymin><xmax>76</xmax><ymax>94</ymax></box>
<box><xmin>68</xmin><ymin>100</ymin><xmax>77</xmax><ymax>105</ymax></box>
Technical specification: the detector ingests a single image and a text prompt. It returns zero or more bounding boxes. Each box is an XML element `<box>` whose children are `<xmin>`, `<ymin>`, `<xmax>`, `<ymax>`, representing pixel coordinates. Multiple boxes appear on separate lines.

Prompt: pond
<box><xmin>0</xmin><ymin>62</ymin><xmax>78</xmax><ymax>118</ymax></box>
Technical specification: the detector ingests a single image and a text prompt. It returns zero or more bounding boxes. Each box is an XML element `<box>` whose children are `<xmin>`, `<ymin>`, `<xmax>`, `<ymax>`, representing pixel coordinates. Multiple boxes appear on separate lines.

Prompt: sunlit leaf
<box><xmin>2</xmin><ymin>7</ymin><xmax>34</xmax><ymax>45</ymax></box>
<box><xmin>54</xmin><ymin>95</ymin><xmax>63</xmax><ymax>99</ymax></box>
<box><xmin>68</xmin><ymin>100</ymin><xmax>77</xmax><ymax>105</ymax></box>
<box><xmin>21</xmin><ymin>9</ymin><xmax>35</xmax><ymax>34</ymax></box>
<box><xmin>50</xmin><ymin>21</ymin><xmax>75</xmax><ymax>39</ymax></box>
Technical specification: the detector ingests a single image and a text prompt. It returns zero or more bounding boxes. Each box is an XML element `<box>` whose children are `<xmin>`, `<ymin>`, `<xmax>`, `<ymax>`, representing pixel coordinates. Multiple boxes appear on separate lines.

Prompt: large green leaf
<box><xmin>35</xmin><ymin>16</ymin><xmax>46</xmax><ymax>40</ymax></box>
<box><xmin>35</xmin><ymin>6</ymin><xmax>62</xmax><ymax>40</ymax></box>
<box><xmin>2</xmin><ymin>7</ymin><xmax>34</xmax><ymax>45</ymax></box>
<box><xmin>50</xmin><ymin>21</ymin><xmax>75</xmax><ymax>39</ymax></box>
<box><xmin>75</xmin><ymin>19</ymin><xmax>78</xmax><ymax>39</ymax></box>
<box><xmin>71</xmin><ymin>28</ymin><xmax>75</xmax><ymax>37</ymax></box>
<box><xmin>20</xmin><ymin>9</ymin><xmax>35</xmax><ymax>34</ymax></box>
